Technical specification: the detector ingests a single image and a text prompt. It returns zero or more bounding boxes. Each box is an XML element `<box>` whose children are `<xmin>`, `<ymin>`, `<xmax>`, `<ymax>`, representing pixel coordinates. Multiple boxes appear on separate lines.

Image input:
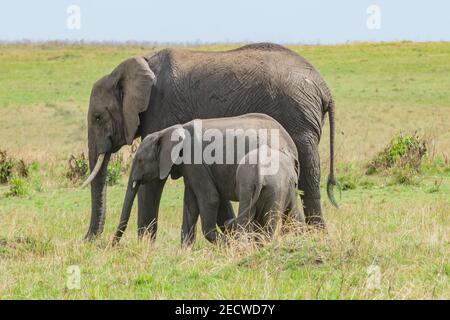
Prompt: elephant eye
<box><xmin>94</xmin><ymin>115</ymin><xmax>101</xmax><ymax>122</ymax></box>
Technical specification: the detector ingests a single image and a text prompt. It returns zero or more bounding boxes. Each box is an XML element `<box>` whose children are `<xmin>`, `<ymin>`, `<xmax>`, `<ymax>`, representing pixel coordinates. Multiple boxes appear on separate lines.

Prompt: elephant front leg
<box><xmin>216</xmin><ymin>200</ymin><xmax>235</xmax><ymax>233</ymax></box>
<box><xmin>297</xmin><ymin>138</ymin><xmax>326</xmax><ymax>228</ymax></box>
<box><xmin>137</xmin><ymin>178</ymin><xmax>167</xmax><ymax>240</ymax></box>
<box><xmin>181</xmin><ymin>186</ymin><xmax>200</xmax><ymax>247</ymax></box>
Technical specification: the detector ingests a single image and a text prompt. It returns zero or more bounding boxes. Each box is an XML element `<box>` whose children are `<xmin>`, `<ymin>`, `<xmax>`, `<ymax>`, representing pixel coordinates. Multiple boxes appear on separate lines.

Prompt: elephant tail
<box><xmin>326</xmin><ymin>98</ymin><xmax>340</xmax><ymax>208</ymax></box>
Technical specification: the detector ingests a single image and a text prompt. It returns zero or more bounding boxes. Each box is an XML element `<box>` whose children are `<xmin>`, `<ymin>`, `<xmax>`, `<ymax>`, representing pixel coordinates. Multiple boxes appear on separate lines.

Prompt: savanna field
<box><xmin>0</xmin><ymin>42</ymin><xmax>449</xmax><ymax>299</ymax></box>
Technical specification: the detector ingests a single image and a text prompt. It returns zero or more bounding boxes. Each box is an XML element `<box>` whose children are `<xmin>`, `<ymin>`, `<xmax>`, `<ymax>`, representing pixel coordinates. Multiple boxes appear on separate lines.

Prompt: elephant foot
<box><xmin>223</xmin><ymin>218</ymin><xmax>237</xmax><ymax>235</ymax></box>
<box><xmin>83</xmin><ymin>227</ymin><xmax>103</xmax><ymax>242</ymax></box>
<box><xmin>181</xmin><ymin>231</ymin><xmax>196</xmax><ymax>248</ymax></box>
<box><xmin>302</xmin><ymin>197</ymin><xmax>326</xmax><ymax>229</ymax></box>
<box><xmin>137</xmin><ymin>225</ymin><xmax>157</xmax><ymax>242</ymax></box>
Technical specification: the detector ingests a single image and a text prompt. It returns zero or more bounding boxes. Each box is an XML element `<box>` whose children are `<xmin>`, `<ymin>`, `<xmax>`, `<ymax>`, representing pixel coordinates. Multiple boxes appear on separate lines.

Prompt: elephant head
<box><xmin>82</xmin><ymin>57</ymin><xmax>156</xmax><ymax>240</ymax></box>
<box><xmin>112</xmin><ymin>126</ymin><xmax>185</xmax><ymax>244</ymax></box>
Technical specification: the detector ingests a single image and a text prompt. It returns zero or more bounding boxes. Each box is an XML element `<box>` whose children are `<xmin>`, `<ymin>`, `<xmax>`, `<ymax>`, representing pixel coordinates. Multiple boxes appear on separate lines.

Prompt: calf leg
<box><xmin>197</xmin><ymin>196</ymin><xmax>222</xmax><ymax>244</ymax></box>
<box><xmin>137</xmin><ymin>179</ymin><xmax>166</xmax><ymax>240</ymax></box>
<box><xmin>181</xmin><ymin>186</ymin><xmax>200</xmax><ymax>247</ymax></box>
<box><xmin>217</xmin><ymin>200</ymin><xmax>235</xmax><ymax>233</ymax></box>
<box><xmin>226</xmin><ymin>185</ymin><xmax>260</xmax><ymax>233</ymax></box>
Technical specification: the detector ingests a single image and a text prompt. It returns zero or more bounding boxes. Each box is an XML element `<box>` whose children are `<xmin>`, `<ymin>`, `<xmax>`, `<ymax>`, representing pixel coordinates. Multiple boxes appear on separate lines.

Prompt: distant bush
<box><xmin>7</xmin><ymin>176</ymin><xmax>29</xmax><ymax>197</ymax></box>
<box><xmin>16</xmin><ymin>160</ymin><xmax>29</xmax><ymax>178</ymax></box>
<box><xmin>367</xmin><ymin>132</ymin><xmax>427</xmax><ymax>175</ymax></box>
<box><xmin>0</xmin><ymin>150</ymin><xmax>14</xmax><ymax>183</ymax></box>
<box><xmin>0</xmin><ymin>150</ymin><xmax>30</xmax><ymax>184</ymax></box>
<box><xmin>66</xmin><ymin>153</ymin><xmax>88</xmax><ymax>183</ymax></box>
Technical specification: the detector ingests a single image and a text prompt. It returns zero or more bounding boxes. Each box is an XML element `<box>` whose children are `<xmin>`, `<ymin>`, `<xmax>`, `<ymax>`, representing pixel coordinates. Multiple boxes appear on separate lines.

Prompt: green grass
<box><xmin>0</xmin><ymin>42</ymin><xmax>449</xmax><ymax>299</ymax></box>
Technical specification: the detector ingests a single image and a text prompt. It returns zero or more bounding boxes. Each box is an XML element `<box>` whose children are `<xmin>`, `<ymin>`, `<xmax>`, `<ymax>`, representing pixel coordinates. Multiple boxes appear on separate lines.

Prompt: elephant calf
<box><xmin>113</xmin><ymin>113</ymin><xmax>305</xmax><ymax>245</ymax></box>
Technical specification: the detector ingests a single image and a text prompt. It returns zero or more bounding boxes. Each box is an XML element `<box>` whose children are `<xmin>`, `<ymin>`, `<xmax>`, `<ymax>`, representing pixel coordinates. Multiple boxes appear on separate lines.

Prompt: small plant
<box><xmin>0</xmin><ymin>150</ymin><xmax>14</xmax><ymax>183</ymax></box>
<box><xmin>31</xmin><ymin>175</ymin><xmax>43</xmax><ymax>192</ymax></box>
<box><xmin>338</xmin><ymin>174</ymin><xmax>358</xmax><ymax>190</ymax></box>
<box><xmin>422</xmin><ymin>157</ymin><xmax>450</xmax><ymax>175</ymax></box>
<box><xmin>122</xmin><ymin>140</ymin><xmax>141</xmax><ymax>172</ymax></box>
<box><xmin>28</xmin><ymin>161</ymin><xmax>40</xmax><ymax>172</ymax></box>
<box><xmin>389</xmin><ymin>166</ymin><xmax>418</xmax><ymax>185</ymax></box>
<box><xmin>106</xmin><ymin>155</ymin><xmax>123</xmax><ymax>186</ymax></box>
<box><xmin>7</xmin><ymin>176</ymin><xmax>29</xmax><ymax>197</ymax></box>
<box><xmin>367</xmin><ymin>132</ymin><xmax>427</xmax><ymax>175</ymax></box>
<box><xmin>25</xmin><ymin>161</ymin><xmax>42</xmax><ymax>192</ymax></box>
<box><xmin>66</xmin><ymin>153</ymin><xmax>88</xmax><ymax>183</ymax></box>
<box><xmin>427</xmin><ymin>178</ymin><xmax>443</xmax><ymax>193</ymax></box>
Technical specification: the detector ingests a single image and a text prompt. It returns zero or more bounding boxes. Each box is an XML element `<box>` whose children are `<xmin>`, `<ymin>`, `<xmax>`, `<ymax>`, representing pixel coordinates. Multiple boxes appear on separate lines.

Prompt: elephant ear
<box><xmin>158</xmin><ymin>126</ymin><xmax>186</xmax><ymax>180</ymax></box>
<box><xmin>112</xmin><ymin>57</ymin><xmax>156</xmax><ymax>145</ymax></box>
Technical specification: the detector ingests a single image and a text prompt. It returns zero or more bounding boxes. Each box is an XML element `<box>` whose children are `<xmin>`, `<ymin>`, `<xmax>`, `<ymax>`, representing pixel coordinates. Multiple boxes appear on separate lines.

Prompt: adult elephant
<box><xmin>82</xmin><ymin>42</ymin><xmax>338</xmax><ymax>241</ymax></box>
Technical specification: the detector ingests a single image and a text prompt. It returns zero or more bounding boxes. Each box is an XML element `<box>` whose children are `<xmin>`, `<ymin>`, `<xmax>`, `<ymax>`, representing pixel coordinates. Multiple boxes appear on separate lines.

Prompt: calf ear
<box><xmin>111</xmin><ymin>57</ymin><xmax>156</xmax><ymax>145</ymax></box>
<box><xmin>158</xmin><ymin>126</ymin><xmax>186</xmax><ymax>180</ymax></box>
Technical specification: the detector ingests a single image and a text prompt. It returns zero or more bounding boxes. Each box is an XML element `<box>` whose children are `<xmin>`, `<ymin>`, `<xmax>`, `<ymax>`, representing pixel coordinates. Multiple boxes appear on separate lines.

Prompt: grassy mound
<box><xmin>366</xmin><ymin>132</ymin><xmax>428</xmax><ymax>185</ymax></box>
<box><xmin>367</xmin><ymin>132</ymin><xmax>427</xmax><ymax>174</ymax></box>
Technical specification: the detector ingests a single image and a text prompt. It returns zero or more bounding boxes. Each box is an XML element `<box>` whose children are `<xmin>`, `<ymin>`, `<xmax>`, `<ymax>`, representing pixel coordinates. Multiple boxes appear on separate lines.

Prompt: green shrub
<box><xmin>27</xmin><ymin>161</ymin><xmax>43</xmax><ymax>192</ymax></box>
<box><xmin>31</xmin><ymin>175</ymin><xmax>43</xmax><ymax>192</ymax></box>
<box><xmin>106</xmin><ymin>157</ymin><xmax>123</xmax><ymax>186</ymax></box>
<box><xmin>28</xmin><ymin>161</ymin><xmax>40</xmax><ymax>172</ymax></box>
<box><xmin>367</xmin><ymin>132</ymin><xmax>427</xmax><ymax>175</ymax></box>
<box><xmin>66</xmin><ymin>153</ymin><xmax>88</xmax><ymax>183</ymax></box>
<box><xmin>7</xmin><ymin>176</ymin><xmax>29</xmax><ymax>197</ymax></box>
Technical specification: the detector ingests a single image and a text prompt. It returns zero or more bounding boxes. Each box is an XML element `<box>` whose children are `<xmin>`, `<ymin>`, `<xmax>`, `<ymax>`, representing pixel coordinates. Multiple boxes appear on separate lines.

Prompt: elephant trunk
<box><xmin>84</xmin><ymin>149</ymin><xmax>111</xmax><ymax>241</ymax></box>
<box><xmin>113</xmin><ymin>175</ymin><xmax>140</xmax><ymax>245</ymax></box>
<box><xmin>326</xmin><ymin>99</ymin><xmax>340</xmax><ymax>208</ymax></box>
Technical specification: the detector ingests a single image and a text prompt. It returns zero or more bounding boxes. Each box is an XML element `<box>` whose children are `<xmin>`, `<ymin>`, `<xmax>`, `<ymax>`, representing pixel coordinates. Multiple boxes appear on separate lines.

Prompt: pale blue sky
<box><xmin>0</xmin><ymin>0</ymin><xmax>449</xmax><ymax>43</ymax></box>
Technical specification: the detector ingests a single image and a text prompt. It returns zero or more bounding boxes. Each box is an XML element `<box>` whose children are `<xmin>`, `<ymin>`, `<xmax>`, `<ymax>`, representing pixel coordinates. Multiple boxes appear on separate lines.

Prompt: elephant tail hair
<box><xmin>326</xmin><ymin>98</ymin><xmax>340</xmax><ymax>208</ymax></box>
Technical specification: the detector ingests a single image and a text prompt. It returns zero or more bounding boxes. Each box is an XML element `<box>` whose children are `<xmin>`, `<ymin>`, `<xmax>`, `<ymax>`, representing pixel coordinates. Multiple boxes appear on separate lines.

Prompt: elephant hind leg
<box><xmin>230</xmin><ymin>169</ymin><xmax>262</xmax><ymax>233</ymax></box>
<box><xmin>284</xmin><ymin>188</ymin><xmax>305</xmax><ymax>224</ymax></box>
<box><xmin>254</xmin><ymin>187</ymin><xmax>282</xmax><ymax>239</ymax></box>
<box><xmin>196</xmin><ymin>193</ymin><xmax>222</xmax><ymax>244</ymax></box>
<box><xmin>216</xmin><ymin>200</ymin><xmax>235</xmax><ymax>234</ymax></box>
<box><xmin>294</xmin><ymin>136</ymin><xmax>326</xmax><ymax>228</ymax></box>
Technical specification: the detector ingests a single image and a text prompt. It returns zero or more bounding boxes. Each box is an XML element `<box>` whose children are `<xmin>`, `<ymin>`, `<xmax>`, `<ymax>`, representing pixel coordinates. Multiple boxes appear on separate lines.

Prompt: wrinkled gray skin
<box><xmin>85</xmin><ymin>43</ymin><xmax>337</xmax><ymax>241</ymax></box>
<box><xmin>223</xmin><ymin>148</ymin><xmax>305</xmax><ymax>240</ymax></box>
<box><xmin>113</xmin><ymin>114</ymin><xmax>305</xmax><ymax>245</ymax></box>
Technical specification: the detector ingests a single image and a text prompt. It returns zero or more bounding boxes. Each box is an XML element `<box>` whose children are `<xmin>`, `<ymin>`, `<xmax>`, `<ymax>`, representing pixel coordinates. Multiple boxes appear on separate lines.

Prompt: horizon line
<box><xmin>1</xmin><ymin>39</ymin><xmax>449</xmax><ymax>47</ymax></box>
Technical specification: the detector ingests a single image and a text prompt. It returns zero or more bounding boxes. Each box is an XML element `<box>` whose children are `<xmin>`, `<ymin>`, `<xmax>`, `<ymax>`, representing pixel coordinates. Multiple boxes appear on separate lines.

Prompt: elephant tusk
<box><xmin>80</xmin><ymin>153</ymin><xmax>105</xmax><ymax>189</ymax></box>
<box><xmin>132</xmin><ymin>181</ymin><xmax>137</xmax><ymax>189</ymax></box>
